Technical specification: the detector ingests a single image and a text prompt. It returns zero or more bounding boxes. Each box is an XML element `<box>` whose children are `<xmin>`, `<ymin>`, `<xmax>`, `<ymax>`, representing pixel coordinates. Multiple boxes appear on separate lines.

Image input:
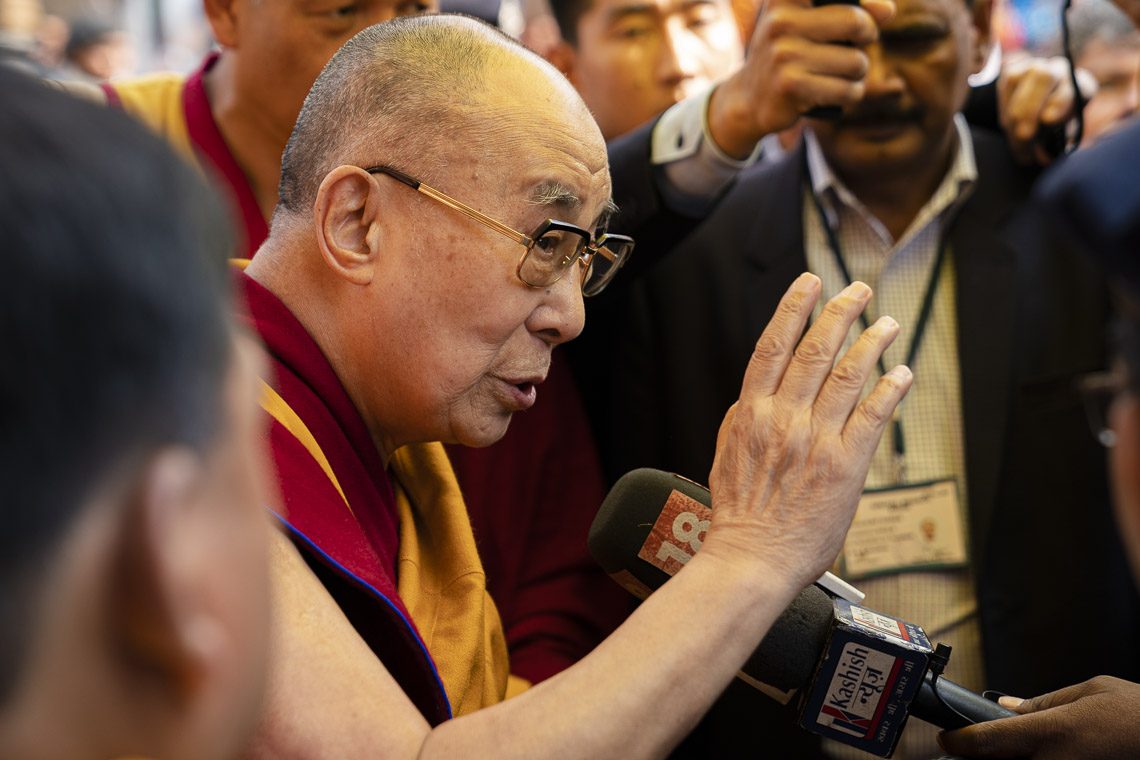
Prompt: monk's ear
<box><xmin>107</xmin><ymin>448</ymin><xmax>221</xmax><ymax>707</ymax></box>
<box><xmin>204</xmin><ymin>0</ymin><xmax>241</xmax><ymax>49</ymax></box>
<box><xmin>313</xmin><ymin>166</ymin><xmax>382</xmax><ymax>287</ymax></box>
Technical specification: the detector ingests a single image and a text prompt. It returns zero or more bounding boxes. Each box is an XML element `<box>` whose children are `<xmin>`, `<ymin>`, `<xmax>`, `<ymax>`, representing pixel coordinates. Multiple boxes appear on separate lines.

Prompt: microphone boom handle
<box><xmin>911</xmin><ymin>671</ymin><xmax>1017</xmax><ymax>730</ymax></box>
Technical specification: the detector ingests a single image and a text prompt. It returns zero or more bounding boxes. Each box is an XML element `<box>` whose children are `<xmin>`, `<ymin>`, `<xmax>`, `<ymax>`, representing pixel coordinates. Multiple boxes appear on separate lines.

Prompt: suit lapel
<box><xmin>950</xmin><ymin>131</ymin><xmax>1031</xmax><ymax>566</ymax></box>
<box><xmin>731</xmin><ymin>132</ymin><xmax>1026</xmax><ymax>569</ymax></box>
<box><xmin>742</xmin><ymin>143</ymin><xmax>811</xmax><ymax>339</ymax></box>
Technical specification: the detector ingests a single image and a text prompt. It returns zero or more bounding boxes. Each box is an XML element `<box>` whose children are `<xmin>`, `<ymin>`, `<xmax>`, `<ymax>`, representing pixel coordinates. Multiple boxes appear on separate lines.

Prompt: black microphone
<box><xmin>588</xmin><ymin>468</ymin><xmax>1015</xmax><ymax>757</ymax></box>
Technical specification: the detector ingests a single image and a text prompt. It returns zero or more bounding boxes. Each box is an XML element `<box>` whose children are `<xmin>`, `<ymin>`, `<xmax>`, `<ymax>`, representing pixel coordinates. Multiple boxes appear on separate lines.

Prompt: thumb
<box><xmin>939</xmin><ymin>682</ymin><xmax>1101</xmax><ymax>758</ymax></box>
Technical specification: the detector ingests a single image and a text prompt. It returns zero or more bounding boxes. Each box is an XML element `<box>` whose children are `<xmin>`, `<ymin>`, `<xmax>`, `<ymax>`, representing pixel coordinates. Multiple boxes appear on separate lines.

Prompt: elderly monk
<box><xmin>93</xmin><ymin>0</ymin><xmax>900</xmax><ymax>688</ymax></box>
<box><xmin>96</xmin><ymin>0</ymin><xmax>635</xmax><ymax>685</ymax></box>
<box><xmin>238</xmin><ymin>15</ymin><xmax>912</xmax><ymax>756</ymax></box>
<box><xmin>96</xmin><ymin>0</ymin><xmax>1071</xmax><ymax>691</ymax></box>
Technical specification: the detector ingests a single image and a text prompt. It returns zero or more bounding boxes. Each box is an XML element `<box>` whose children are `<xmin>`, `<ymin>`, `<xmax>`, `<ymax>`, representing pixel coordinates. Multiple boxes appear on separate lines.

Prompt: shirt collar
<box><xmin>804</xmin><ymin>113</ymin><xmax>978</xmax><ymax>245</ymax></box>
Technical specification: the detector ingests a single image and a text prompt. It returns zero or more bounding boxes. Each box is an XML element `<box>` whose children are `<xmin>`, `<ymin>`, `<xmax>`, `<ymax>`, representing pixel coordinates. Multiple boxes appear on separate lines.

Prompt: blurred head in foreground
<box><xmin>1038</xmin><ymin>121</ymin><xmax>1140</xmax><ymax>585</ymax></box>
<box><xmin>0</xmin><ymin>68</ymin><xmax>272</xmax><ymax>759</ymax></box>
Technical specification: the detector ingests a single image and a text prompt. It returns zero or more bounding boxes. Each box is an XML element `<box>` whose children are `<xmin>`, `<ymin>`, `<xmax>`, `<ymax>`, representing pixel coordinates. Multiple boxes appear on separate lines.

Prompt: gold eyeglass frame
<box><xmin>364</xmin><ymin>165</ymin><xmax>633</xmax><ymax>296</ymax></box>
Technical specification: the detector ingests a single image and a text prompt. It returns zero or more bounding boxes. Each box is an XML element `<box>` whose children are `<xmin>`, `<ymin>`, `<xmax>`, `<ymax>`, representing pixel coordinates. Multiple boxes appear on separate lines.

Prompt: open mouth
<box><xmin>495</xmin><ymin>377</ymin><xmax>539</xmax><ymax>411</ymax></box>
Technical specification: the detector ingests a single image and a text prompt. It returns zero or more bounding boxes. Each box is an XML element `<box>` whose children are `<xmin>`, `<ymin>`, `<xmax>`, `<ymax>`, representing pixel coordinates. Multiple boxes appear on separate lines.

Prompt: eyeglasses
<box><xmin>1077</xmin><ymin>369</ymin><xmax>1126</xmax><ymax>447</ymax></box>
<box><xmin>365</xmin><ymin>165</ymin><xmax>634</xmax><ymax>297</ymax></box>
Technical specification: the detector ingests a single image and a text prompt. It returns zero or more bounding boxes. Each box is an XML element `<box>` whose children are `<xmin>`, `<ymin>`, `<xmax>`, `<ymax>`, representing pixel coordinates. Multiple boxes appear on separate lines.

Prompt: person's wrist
<box><xmin>707</xmin><ymin>80</ymin><xmax>767</xmax><ymax>161</ymax></box>
<box><xmin>696</xmin><ymin>526</ymin><xmax>808</xmax><ymax>605</ymax></box>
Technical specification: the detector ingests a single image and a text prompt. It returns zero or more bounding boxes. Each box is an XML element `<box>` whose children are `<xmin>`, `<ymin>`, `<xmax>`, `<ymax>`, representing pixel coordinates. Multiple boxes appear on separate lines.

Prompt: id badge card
<box><xmin>839</xmin><ymin>478</ymin><xmax>968</xmax><ymax>580</ymax></box>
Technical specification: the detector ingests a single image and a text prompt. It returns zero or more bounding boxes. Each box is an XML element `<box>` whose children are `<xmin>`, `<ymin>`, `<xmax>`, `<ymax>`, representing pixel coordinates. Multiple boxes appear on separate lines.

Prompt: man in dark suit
<box><xmin>605</xmin><ymin>0</ymin><xmax>1140</xmax><ymax>755</ymax></box>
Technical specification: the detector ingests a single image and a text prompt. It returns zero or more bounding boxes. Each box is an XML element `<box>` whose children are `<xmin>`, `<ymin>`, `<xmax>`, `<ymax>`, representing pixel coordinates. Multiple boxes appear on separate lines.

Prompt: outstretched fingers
<box><xmin>706</xmin><ymin>275</ymin><xmax>913</xmax><ymax>588</ymax></box>
<box><xmin>775</xmin><ymin>280</ymin><xmax>872</xmax><ymax>406</ymax></box>
<box><xmin>842</xmin><ymin>364</ymin><xmax>912</xmax><ymax>454</ymax></box>
<box><xmin>739</xmin><ymin>273</ymin><xmax>822</xmax><ymax>399</ymax></box>
<box><xmin>812</xmin><ymin>314</ymin><xmax>900</xmax><ymax>431</ymax></box>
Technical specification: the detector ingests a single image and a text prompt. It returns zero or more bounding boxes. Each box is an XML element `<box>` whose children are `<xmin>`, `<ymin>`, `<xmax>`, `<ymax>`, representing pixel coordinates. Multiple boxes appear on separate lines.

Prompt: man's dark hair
<box><xmin>0</xmin><ymin>69</ymin><xmax>234</xmax><ymax>703</ymax></box>
<box><xmin>547</xmin><ymin>0</ymin><xmax>593</xmax><ymax>45</ymax></box>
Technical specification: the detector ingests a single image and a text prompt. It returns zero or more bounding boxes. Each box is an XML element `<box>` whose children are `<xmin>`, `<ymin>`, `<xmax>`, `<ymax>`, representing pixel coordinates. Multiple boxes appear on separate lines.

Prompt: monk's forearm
<box><xmin>249</xmin><ymin>527</ymin><xmax>801</xmax><ymax>760</ymax></box>
<box><xmin>248</xmin><ymin>274</ymin><xmax>909</xmax><ymax>760</ymax></box>
<box><xmin>418</xmin><ymin>550</ymin><xmax>800</xmax><ymax>759</ymax></box>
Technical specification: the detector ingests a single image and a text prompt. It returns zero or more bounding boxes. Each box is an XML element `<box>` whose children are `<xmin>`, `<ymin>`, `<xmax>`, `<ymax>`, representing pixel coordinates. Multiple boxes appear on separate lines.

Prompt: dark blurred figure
<box><xmin>1070</xmin><ymin>0</ymin><xmax>1140</xmax><ymax>145</ymax></box>
<box><xmin>940</xmin><ymin>118</ymin><xmax>1140</xmax><ymax>759</ymax></box>
<box><xmin>0</xmin><ymin>68</ymin><xmax>273</xmax><ymax>759</ymax></box>
<box><xmin>439</xmin><ymin>0</ymin><xmax>501</xmax><ymax>24</ymax></box>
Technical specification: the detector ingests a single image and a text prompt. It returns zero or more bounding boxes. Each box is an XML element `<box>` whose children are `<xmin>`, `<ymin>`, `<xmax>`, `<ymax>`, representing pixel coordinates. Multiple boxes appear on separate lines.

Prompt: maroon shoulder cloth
<box><xmin>237</xmin><ymin>272</ymin><xmax>452</xmax><ymax>724</ymax></box>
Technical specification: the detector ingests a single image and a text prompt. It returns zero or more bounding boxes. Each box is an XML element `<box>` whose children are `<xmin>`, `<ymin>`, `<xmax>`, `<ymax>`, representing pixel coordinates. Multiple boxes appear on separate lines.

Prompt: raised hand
<box><xmin>702</xmin><ymin>273</ymin><xmax>912</xmax><ymax>588</ymax></box>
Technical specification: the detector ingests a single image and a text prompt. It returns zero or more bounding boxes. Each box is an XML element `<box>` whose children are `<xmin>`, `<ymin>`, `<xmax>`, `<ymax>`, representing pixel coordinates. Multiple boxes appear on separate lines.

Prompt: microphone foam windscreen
<box><xmin>589</xmin><ymin>468</ymin><xmax>836</xmax><ymax>692</ymax></box>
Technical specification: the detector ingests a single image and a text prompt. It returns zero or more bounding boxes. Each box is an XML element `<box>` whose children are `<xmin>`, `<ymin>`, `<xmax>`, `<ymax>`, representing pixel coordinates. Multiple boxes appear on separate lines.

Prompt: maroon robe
<box><xmin>239</xmin><ymin>273</ymin><xmax>452</xmax><ymax>724</ymax></box>
<box><xmin>109</xmin><ymin>52</ymin><xmax>630</xmax><ymax>682</ymax></box>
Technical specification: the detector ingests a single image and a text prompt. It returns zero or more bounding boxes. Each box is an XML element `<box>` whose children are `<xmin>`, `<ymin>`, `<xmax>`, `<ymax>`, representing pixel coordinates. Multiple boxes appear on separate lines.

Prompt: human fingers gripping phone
<box><xmin>806</xmin><ymin>0</ymin><xmax>864</xmax><ymax>120</ymax></box>
<box><xmin>706</xmin><ymin>0</ymin><xmax>891</xmax><ymax>157</ymax></box>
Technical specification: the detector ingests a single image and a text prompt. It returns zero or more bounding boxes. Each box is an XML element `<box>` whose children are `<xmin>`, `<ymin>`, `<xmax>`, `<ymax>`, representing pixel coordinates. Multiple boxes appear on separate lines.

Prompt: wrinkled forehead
<box><xmin>477</xmin><ymin>60</ymin><xmax>613</xmax><ymax>225</ymax></box>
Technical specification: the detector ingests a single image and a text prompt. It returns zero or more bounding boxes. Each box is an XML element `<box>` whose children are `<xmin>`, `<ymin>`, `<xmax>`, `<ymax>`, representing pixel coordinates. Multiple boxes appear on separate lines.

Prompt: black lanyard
<box><xmin>806</xmin><ymin>179</ymin><xmax>951</xmax><ymax>483</ymax></box>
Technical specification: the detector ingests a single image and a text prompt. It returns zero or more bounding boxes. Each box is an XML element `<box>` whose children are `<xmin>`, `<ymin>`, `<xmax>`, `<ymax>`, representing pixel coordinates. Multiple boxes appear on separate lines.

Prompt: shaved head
<box><xmin>255</xmin><ymin>12</ymin><xmax>609</xmax><ymax>456</ymax></box>
<box><xmin>277</xmin><ymin>14</ymin><xmax>588</xmax><ymax>218</ymax></box>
